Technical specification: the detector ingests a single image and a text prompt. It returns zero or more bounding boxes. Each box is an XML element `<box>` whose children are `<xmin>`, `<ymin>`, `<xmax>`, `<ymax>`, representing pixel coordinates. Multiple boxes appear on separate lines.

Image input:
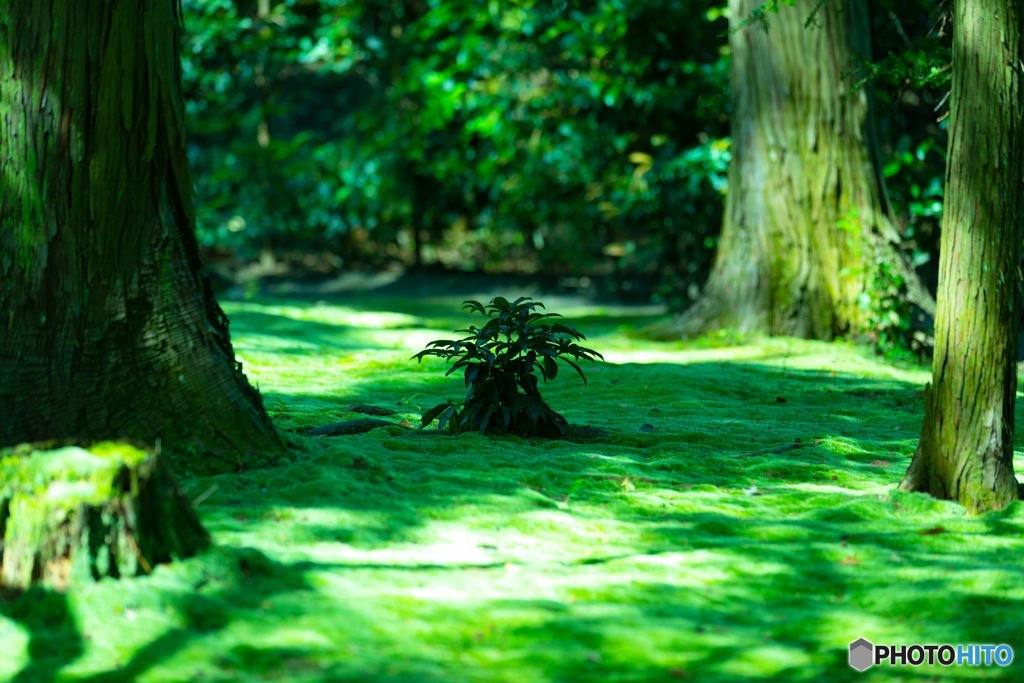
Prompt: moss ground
<box><xmin>3</xmin><ymin>284</ymin><xmax>1023</xmax><ymax>682</ymax></box>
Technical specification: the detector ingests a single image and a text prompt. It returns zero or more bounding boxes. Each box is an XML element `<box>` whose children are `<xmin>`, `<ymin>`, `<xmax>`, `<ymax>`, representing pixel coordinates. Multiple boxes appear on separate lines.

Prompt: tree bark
<box><xmin>900</xmin><ymin>0</ymin><xmax>1023</xmax><ymax>513</ymax></box>
<box><xmin>0</xmin><ymin>1</ymin><xmax>280</xmax><ymax>471</ymax></box>
<box><xmin>0</xmin><ymin>442</ymin><xmax>208</xmax><ymax>590</ymax></box>
<box><xmin>671</xmin><ymin>0</ymin><xmax>934</xmax><ymax>344</ymax></box>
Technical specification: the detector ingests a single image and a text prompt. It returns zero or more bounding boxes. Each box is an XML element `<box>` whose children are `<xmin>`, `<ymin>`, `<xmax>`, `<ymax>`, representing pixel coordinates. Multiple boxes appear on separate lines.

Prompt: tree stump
<box><xmin>0</xmin><ymin>441</ymin><xmax>209</xmax><ymax>590</ymax></box>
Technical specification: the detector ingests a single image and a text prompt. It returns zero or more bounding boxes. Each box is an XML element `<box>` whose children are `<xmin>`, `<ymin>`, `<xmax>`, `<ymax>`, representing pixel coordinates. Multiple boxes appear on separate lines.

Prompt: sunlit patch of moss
<box><xmin>0</xmin><ymin>442</ymin><xmax>148</xmax><ymax>503</ymax></box>
<box><xmin>4</xmin><ymin>293</ymin><xmax>1024</xmax><ymax>681</ymax></box>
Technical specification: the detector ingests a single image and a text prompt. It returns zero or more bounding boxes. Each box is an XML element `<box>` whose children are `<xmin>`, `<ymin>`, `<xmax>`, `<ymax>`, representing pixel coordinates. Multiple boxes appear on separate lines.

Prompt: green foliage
<box><xmin>412</xmin><ymin>297</ymin><xmax>603</xmax><ymax>437</ymax></box>
<box><xmin>861</xmin><ymin>44</ymin><xmax>952</xmax><ymax>92</ymax></box>
<box><xmin>882</xmin><ymin>135</ymin><xmax>944</xmax><ymax>266</ymax></box>
<box><xmin>178</xmin><ymin>0</ymin><xmax>953</xmax><ymax>316</ymax></box>
<box><xmin>740</xmin><ymin>0</ymin><xmax>834</xmax><ymax>31</ymax></box>
<box><xmin>868</xmin><ymin>0</ymin><xmax>951</xmax><ymax>288</ymax></box>
<box><xmin>180</xmin><ymin>0</ymin><xmax>730</xmax><ymax>292</ymax></box>
<box><xmin>857</xmin><ymin>258</ymin><xmax>930</xmax><ymax>357</ymax></box>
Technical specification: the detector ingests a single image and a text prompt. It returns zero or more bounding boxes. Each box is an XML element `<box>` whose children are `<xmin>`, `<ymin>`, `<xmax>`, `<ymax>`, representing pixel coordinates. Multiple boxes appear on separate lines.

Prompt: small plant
<box><xmin>412</xmin><ymin>296</ymin><xmax>603</xmax><ymax>437</ymax></box>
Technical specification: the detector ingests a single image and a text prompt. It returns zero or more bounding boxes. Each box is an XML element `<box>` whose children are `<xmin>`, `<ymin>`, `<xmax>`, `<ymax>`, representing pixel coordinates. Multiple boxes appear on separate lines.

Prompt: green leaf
<box><xmin>447</xmin><ymin>359</ymin><xmax>470</xmax><ymax>376</ymax></box>
<box><xmin>437</xmin><ymin>406</ymin><xmax>456</xmax><ymax>432</ymax></box>
<box><xmin>462</xmin><ymin>300</ymin><xmax>486</xmax><ymax>315</ymax></box>
<box><xmin>544</xmin><ymin>355</ymin><xmax>558</xmax><ymax>380</ymax></box>
<box><xmin>477</xmin><ymin>405</ymin><xmax>495</xmax><ymax>434</ymax></box>
<box><xmin>551</xmin><ymin>323</ymin><xmax>583</xmax><ymax>339</ymax></box>
<box><xmin>523</xmin><ymin>397</ymin><xmax>539</xmax><ymax>424</ymax></box>
<box><xmin>562</xmin><ymin>357</ymin><xmax>588</xmax><ymax>385</ymax></box>
<box><xmin>420</xmin><ymin>402</ymin><xmax>451</xmax><ymax>428</ymax></box>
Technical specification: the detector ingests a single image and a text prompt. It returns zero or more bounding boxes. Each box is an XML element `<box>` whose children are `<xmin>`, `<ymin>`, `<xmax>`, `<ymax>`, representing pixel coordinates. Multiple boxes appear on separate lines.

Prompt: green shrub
<box><xmin>412</xmin><ymin>297</ymin><xmax>603</xmax><ymax>437</ymax></box>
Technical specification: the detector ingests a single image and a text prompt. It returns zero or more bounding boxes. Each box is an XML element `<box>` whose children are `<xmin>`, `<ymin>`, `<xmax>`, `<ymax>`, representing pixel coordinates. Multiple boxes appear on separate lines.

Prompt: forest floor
<box><xmin>3</xmin><ymin>281</ymin><xmax>1024</xmax><ymax>682</ymax></box>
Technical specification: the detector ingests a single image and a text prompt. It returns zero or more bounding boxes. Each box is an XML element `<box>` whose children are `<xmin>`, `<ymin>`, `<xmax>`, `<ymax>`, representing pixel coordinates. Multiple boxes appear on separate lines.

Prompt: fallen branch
<box><xmin>305</xmin><ymin>419</ymin><xmax>407</xmax><ymax>437</ymax></box>
<box><xmin>735</xmin><ymin>442</ymin><xmax>808</xmax><ymax>459</ymax></box>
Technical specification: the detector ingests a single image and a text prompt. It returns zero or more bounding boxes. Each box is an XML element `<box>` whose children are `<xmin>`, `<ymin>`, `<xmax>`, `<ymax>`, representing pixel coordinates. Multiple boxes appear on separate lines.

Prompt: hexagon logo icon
<box><xmin>849</xmin><ymin>638</ymin><xmax>874</xmax><ymax>671</ymax></box>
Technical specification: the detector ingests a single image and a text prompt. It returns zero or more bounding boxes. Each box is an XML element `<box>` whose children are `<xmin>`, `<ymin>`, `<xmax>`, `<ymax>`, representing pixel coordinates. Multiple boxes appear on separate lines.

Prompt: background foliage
<box><xmin>181</xmin><ymin>0</ymin><xmax>950</xmax><ymax>305</ymax></box>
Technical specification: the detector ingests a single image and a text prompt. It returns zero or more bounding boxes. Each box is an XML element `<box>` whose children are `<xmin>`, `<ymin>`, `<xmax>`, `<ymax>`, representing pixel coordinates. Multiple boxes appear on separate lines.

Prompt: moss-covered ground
<box><xmin>3</xmin><ymin>282</ymin><xmax>1024</xmax><ymax>682</ymax></box>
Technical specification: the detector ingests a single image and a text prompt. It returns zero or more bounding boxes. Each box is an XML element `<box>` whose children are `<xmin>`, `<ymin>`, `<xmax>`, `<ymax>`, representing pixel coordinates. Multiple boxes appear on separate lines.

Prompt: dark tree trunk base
<box><xmin>0</xmin><ymin>441</ymin><xmax>208</xmax><ymax>590</ymax></box>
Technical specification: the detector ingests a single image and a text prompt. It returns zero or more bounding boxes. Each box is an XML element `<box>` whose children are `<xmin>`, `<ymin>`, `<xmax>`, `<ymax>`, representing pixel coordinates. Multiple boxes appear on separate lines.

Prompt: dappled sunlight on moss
<box><xmin>4</xmin><ymin>292</ymin><xmax>1023</xmax><ymax>681</ymax></box>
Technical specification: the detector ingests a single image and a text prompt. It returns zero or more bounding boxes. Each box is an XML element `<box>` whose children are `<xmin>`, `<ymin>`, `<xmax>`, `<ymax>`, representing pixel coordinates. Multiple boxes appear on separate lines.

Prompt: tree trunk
<box><xmin>0</xmin><ymin>441</ymin><xmax>207</xmax><ymax>590</ymax></box>
<box><xmin>899</xmin><ymin>0</ymin><xmax>1023</xmax><ymax>513</ymax></box>
<box><xmin>0</xmin><ymin>1</ymin><xmax>280</xmax><ymax>471</ymax></box>
<box><xmin>672</xmin><ymin>0</ymin><xmax>934</xmax><ymax>344</ymax></box>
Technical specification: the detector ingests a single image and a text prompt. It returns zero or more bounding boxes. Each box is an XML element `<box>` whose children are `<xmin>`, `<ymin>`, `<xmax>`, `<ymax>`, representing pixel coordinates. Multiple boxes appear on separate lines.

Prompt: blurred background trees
<box><xmin>182</xmin><ymin>0</ymin><xmax>950</xmax><ymax>340</ymax></box>
<box><xmin>667</xmin><ymin>0</ymin><xmax>934</xmax><ymax>349</ymax></box>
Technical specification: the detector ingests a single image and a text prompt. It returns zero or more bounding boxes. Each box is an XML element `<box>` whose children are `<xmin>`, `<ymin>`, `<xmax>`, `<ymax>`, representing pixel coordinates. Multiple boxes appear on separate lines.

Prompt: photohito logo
<box><xmin>849</xmin><ymin>638</ymin><xmax>1014</xmax><ymax>672</ymax></box>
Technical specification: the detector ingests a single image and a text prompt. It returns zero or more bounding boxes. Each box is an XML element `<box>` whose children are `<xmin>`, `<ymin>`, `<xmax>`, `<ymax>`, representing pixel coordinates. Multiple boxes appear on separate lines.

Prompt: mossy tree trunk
<box><xmin>674</xmin><ymin>0</ymin><xmax>933</xmax><ymax>342</ymax></box>
<box><xmin>0</xmin><ymin>1</ymin><xmax>279</xmax><ymax>470</ymax></box>
<box><xmin>899</xmin><ymin>0</ymin><xmax>1023</xmax><ymax>513</ymax></box>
